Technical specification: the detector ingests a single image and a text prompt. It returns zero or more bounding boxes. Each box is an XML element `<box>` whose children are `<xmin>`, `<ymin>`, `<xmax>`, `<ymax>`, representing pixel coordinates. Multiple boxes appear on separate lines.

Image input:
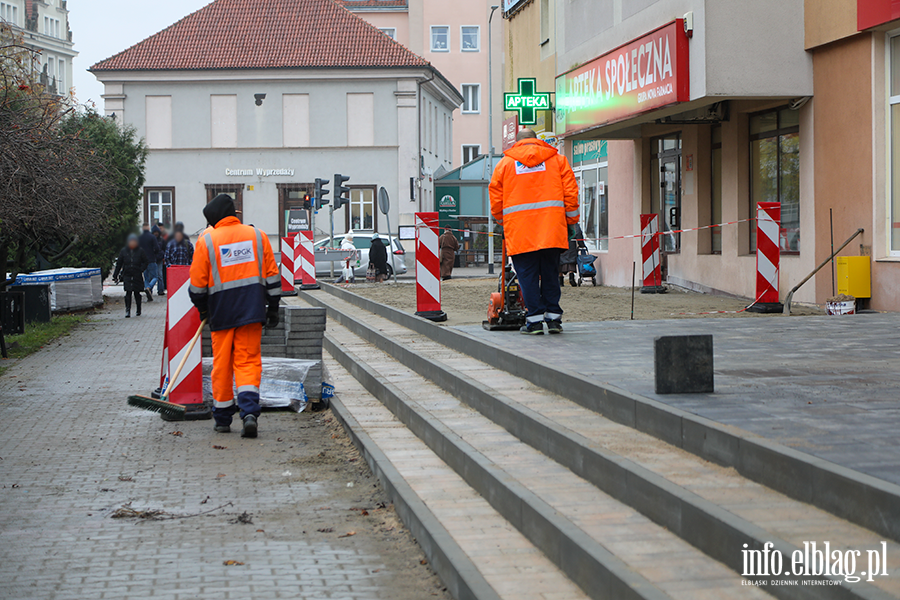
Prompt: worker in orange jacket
<box><xmin>489</xmin><ymin>129</ymin><xmax>580</xmax><ymax>334</ymax></box>
<box><xmin>190</xmin><ymin>194</ymin><xmax>281</xmax><ymax>437</ymax></box>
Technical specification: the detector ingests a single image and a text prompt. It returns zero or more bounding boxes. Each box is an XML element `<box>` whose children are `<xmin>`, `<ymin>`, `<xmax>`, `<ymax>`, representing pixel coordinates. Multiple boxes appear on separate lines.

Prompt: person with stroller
<box><xmin>559</xmin><ymin>223</ymin><xmax>587</xmax><ymax>287</ymax></box>
<box><xmin>113</xmin><ymin>233</ymin><xmax>149</xmax><ymax>318</ymax></box>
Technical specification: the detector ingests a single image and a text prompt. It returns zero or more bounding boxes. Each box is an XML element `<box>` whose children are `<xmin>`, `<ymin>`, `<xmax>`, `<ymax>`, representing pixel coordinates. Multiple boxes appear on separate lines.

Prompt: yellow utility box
<box><xmin>836</xmin><ymin>256</ymin><xmax>871</xmax><ymax>298</ymax></box>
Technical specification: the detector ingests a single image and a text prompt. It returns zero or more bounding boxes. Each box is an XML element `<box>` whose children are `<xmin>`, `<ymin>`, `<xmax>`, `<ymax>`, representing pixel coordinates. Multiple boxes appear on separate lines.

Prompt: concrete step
<box><xmin>304</xmin><ymin>283</ymin><xmax>900</xmax><ymax>544</ymax></box>
<box><xmin>326</xmin><ymin>318</ymin><xmax>772</xmax><ymax>600</ymax></box>
<box><xmin>325</xmin><ymin>353</ymin><xmax>590</xmax><ymax>600</ymax></box>
<box><xmin>304</xmin><ymin>289</ymin><xmax>900</xmax><ymax>600</ymax></box>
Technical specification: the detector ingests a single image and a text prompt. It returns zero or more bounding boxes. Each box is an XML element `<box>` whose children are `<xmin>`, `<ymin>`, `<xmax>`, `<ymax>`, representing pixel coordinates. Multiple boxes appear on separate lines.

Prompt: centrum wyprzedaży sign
<box><xmin>226</xmin><ymin>168</ymin><xmax>295</xmax><ymax>177</ymax></box>
<box><xmin>504</xmin><ymin>78</ymin><xmax>551</xmax><ymax>126</ymax></box>
<box><xmin>555</xmin><ymin>20</ymin><xmax>690</xmax><ymax>135</ymax></box>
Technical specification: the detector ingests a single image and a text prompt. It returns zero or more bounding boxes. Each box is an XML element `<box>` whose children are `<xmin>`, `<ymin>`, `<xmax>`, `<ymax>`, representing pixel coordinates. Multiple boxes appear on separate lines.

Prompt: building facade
<box><xmin>502</xmin><ymin>0</ymin><xmax>900</xmax><ymax>310</ymax></box>
<box><xmin>91</xmin><ymin>0</ymin><xmax>461</xmax><ymax>248</ymax></box>
<box><xmin>1</xmin><ymin>0</ymin><xmax>76</xmax><ymax>96</ymax></box>
<box><xmin>339</xmin><ymin>0</ymin><xmax>503</xmax><ymax>168</ymax></box>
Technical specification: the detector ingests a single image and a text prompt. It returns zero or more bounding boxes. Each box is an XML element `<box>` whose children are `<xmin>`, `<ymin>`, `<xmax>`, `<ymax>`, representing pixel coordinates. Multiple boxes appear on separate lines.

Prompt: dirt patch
<box><xmin>344</xmin><ymin>278</ymin><xmax>822</xmax><ymax>327</ymax></box>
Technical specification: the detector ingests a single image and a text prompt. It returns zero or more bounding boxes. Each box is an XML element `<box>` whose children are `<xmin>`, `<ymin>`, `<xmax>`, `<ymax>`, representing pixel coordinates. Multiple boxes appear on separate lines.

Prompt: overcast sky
<box><xmin>69</xmin><ymin>0</ymin><xmax>212</xmax><ymax>107</ymax></box>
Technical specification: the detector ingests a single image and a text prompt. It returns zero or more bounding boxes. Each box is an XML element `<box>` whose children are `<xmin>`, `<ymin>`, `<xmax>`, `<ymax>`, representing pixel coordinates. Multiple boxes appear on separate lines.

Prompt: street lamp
<box><xmin>487</xmin><ymin>4</ymin><xmax>499</xmax><ymax>275</ymax></box>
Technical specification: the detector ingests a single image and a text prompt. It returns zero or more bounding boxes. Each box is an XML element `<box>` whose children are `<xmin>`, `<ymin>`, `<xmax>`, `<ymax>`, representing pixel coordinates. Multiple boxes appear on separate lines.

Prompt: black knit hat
<box><xmin>203</xmin><ymin>194</ymin><xmax>237</xmax><ymax>226</ymax></box>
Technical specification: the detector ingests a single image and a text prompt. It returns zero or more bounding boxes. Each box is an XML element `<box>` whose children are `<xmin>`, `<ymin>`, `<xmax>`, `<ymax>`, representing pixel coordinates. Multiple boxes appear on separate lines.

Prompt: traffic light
<box><xmin>314</xmin><ymin>178</ymin><xmax>330</xmax><ymax>210</ymax></box>
<box><xmin>302</xmin><ymin>193</ymin><xmax>311</xmax><ymax>211</ymax></box>
<box><xmin>333</xmin><ymin>174</ymin><xmax>351</xmax><ymax>210</ymax></box>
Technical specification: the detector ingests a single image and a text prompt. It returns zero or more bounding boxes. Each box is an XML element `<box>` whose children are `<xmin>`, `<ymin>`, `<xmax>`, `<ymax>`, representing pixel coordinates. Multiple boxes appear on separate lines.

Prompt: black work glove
<box><xmin>266</xmin><ymin>298</ymin><xmax>280</xmax><ymax>328</ymax></box>
<box><xmin>195</xmin><ymin>304</ymin><xmax>209</xmax><ymax>322</ymax></box>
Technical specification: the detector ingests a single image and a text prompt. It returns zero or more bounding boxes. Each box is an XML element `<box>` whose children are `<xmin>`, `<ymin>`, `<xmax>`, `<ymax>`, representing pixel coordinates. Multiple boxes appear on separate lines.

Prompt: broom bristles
<box><xmin>128</xmin><ymin>395</ymin><xmax>186</xmax><ymax>421</ymax></box>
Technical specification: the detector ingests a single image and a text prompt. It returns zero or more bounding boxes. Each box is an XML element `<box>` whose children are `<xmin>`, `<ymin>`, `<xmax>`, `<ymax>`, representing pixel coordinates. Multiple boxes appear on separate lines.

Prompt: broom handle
<box><xmin>162</xmin><ymin>319</ymin><xmax>207</xmax><ymax>401</ymax></box>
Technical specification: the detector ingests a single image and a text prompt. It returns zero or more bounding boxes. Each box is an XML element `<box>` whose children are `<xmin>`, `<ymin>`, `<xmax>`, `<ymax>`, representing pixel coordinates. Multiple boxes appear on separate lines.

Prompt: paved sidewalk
<box><xmin>460</xmin><ymin>313</ymin><xmax>900</xmax><ymax>486</ymax></box>
<box><xmin>0</xmin><ymin>288</ymin><xmax>448</xmax><ymax>600</ymax></box>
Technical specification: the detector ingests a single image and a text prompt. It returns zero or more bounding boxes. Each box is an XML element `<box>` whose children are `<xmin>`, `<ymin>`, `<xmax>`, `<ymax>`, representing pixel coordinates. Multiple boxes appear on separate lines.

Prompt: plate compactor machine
<box><xmin>483</xmin><ymin>239</ymin><xmax>527</xmax><ymax>331</ymax></box>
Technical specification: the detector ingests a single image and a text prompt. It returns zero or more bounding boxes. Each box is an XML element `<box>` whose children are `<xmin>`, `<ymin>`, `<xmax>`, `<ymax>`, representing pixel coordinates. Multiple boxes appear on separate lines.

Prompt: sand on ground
<box><xmin>340</xmin><ymin>278</ymin><xmax>822</xmax><ymax>327</ymax></box>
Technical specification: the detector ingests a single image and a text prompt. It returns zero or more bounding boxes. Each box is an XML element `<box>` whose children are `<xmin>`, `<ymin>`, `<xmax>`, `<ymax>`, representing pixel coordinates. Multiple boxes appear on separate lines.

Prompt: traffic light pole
<box><xmin>329</xmin><ymin>206</ymin><xmax>335</xmax><ymax>278</ymax></box>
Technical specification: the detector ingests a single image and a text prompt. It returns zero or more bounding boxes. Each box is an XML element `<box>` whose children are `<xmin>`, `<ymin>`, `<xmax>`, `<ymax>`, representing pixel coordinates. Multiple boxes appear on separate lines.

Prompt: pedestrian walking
<box><xmin>559</xmin><ymin>223</ymin><xmax>587</xmax><ymax>287</ymax></box>
<box><xmin>368</xmin><ymin>233</ymin><xmax>389</xmax><ymax>283</ymax></box>
<box><xmin>139</xmin><ymin>223</ymin><xmax>161</xmax><ymax>302</ymax></box>
<box><xmin>153</xmin><ymin>224</ymin><xmax>167</xmax><ymax>296</ymax></box>
<box><xmin>489</xmin><ymin>128</ymin><xmax>579</xmax><ymax>335</ymax></box>
<box><xmin>190</xmin><ymin>194</ymin><xmax>281</xmax><ymax>438</ymax></box>
<box><xmin>439</xmin><ymin>228</ymin><xmax>459</xmax><ymax>281</ymax></box>
<box><xmin>113</xmin><ymin>234</ymin><xmax>149</xmax><ymax>318</ymax></box>
<box><xmin>173</xmin><ymin>221</ymin><xmax>194</xmax><ymax>254</ymax></box>
<box><xmin>165</xmin><ymin>229</ymin><xmax>194</xmax><ymax>267</ymax></box>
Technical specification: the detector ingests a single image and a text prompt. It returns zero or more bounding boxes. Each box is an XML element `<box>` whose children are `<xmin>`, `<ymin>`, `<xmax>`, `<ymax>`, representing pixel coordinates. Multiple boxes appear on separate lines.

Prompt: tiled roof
<box><xmin>90</xmin><ymin>0</ymin><xmax>426</xmax><ymax>72</ymax></box>
<box><xmin>334</xmin><ymin>0</ymin><xmax>408</xmax><ymax>9</ymax></box>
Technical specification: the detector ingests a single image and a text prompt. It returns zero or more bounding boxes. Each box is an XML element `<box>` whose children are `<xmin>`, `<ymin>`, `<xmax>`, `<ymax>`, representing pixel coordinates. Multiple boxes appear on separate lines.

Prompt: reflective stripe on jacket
<box><xmin>489</xmin><ymin>138</ymin><xmax>580</xmax><ymax>256</ymax></box>
<box><xmin>189</xmin><ymin>216</ymin><xmax>280</xmax><ymax>331</ymax></box>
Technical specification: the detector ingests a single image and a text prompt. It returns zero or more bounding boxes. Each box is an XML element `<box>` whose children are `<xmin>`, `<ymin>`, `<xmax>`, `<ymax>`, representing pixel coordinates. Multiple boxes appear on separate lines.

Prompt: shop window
<box><xmin>461</xmin><ymin>26</ymin><xmax>480</xmax><ymax>51</ymax></box>
<box><xmin>711</xmin><ymin>125</ymin><xmax>723</xmax><ymax>254</ymax></box>
<box><xmin>145</xmin><ymin>188</ymin><xmax>175</xmax><ymax>228</ymax></box>
<box><xmin>890</xmin><ymin>34</ymin><xmax>900</xmax><ymax>253</ymax></box>
<box><xmin>462</xmin><ymin>144</ymin><xmax>481</xmax><ymax>164</ymax></box>
<box><xmin>205</xmin><ymin>184</ymin><xmax>244</xmax><ymax>216</ymax></box>
<box><xmin>431</xmin><ymin>26</ymin><xmax>449</xmax><ymax>52</ymax></box>
<box><xmin>750</xmin><ymin>107</ymin><xmax>800</xmax><ymax>253</ymax></box>
<box><xmin>575</xmin><ymin>165</ymin><xmax>608</xmax><ymax>252</ymax></box>
<box><xmin>461</xmin><ymin>84</ymin><xmax>480</xmax><ymax>113</ymax></box>
<box><xmin>346</xmin><ymin>187</ymin><xmax>377</xmax><ymax>231</ymax></box>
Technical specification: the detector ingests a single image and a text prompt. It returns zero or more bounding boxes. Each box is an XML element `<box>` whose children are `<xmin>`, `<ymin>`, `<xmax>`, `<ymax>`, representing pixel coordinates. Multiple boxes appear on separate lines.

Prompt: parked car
<box><xmin>314</xmin><ymin>235</ymin><xmax>408</xmax><ymax>277</ymax></box>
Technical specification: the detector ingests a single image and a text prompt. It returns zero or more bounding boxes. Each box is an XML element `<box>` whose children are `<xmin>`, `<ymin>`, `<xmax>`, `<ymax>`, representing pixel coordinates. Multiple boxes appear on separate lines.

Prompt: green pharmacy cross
<box><xmin>504</xmin><ymin>78</ymin><xmax>551</xmax><ymax>126</ymax></box>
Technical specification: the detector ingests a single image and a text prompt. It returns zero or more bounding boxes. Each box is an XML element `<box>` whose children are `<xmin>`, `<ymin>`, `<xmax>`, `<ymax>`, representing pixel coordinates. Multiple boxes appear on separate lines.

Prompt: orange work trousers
<box><xmin>210</xmin><ymin>322</ymin><xmax>263</xmax><ymax>422</ymax></box>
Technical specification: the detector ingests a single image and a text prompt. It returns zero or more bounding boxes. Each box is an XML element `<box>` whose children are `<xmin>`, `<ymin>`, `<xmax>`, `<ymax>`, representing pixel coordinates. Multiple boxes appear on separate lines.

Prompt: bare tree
<box><xmin>0</xmin><ymin>24</ymin><xmax>115</xmax><ymax>289</ymax></box>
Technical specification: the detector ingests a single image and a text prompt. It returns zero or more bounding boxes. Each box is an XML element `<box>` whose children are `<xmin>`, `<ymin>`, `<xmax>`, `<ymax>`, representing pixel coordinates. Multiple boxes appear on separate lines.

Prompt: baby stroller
<box><xmin>576</xmin><ymin>248</ymin><xmax>597</xmax><ymax>286</ymax></box>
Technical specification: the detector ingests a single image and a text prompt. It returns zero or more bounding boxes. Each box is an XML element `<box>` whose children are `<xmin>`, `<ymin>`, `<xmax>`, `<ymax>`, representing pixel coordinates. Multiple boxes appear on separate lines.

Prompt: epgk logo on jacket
<box><xmin>219</xmin><ymin>240</ymin><xmax>255</xmax><ymax>267</ymax></box>
<box><xmin>515</xmin><ymin>161</ymin><xmax>547</xmax><ymax>175</ymax></box>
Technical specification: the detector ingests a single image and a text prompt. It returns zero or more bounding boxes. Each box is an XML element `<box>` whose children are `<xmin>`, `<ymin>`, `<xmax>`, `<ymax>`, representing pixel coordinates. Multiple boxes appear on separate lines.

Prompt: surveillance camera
<box><xmin>254</xmin><ymin>93</ymin><xmax>267</xmax><ymax>106</ymax></box>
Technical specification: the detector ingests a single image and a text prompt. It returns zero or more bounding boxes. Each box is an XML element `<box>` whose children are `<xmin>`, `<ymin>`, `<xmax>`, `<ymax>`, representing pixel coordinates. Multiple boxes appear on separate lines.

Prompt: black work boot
<box><xmin>214</xmin><ymin>424</ymin><xmax>231</xmax><ymax>433</ymax></box>
<box><xmin>125</xmin><ymin>309</ymin><xmax>131</xmax><ymax>318</ymax></box>
<box><xmin>241</xmin><ymin>415</ymin><xmax>258</xmax><ymax>438</ymax></box>
<box><xmin>569</xmin><ymin>273</ymin><xmax>577</xmax><ymax>287</ymax></box>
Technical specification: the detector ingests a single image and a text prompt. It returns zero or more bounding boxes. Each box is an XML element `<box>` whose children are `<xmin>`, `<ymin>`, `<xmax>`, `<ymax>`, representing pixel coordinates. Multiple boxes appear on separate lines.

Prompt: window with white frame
<box><xmin>57</xmin><ymin>58</ymin><xmax>64</xmax><ymax>93</ymax></box>
<box><xmin>0</xmin><ymin>2</ymin><xmax>18</xmax><ymax>25</ymax></box>
<box><xmin>462</xmin><ymin>145</ymin><xmax>481</xmax><ymax>164</ymax></box>
<box><xmin>461</xmin><ymin>26</ymin><xmax>480</xmax><ymax>51</ymax></box>
<box><xmin>379</xmin><ymin>28</ymin><xmax>396</xmax><ymax>40</ymax></box>
<box><xmin>461</xmin><ymin>84</ymin><xmax>480</xmax><ymax>113</ymax></box>
<box><xmin>431</xmin><ymin>26</ymin><xmax>449</xmax><ymax>51</ymax></box>
<box><xmin>891</xmin><ymin>34</ymin><xmax>900</xmax><ymax>253</ymax></box>
<box><xmin>44</xmin><ymin>16</ymin><xmax>60</xmax><ymax>38</ymax></box>
<box><xmin>145</xmin><ymin>188</ymin><xmax>174</xmax><ymax>227</ymax></box>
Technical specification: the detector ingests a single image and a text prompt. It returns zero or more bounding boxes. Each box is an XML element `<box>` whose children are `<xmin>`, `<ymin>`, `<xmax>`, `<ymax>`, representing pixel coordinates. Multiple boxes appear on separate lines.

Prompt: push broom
<box><xmin>128</xmin><ymin>319</ymin><xmax>207</xmax><ymax>420</ymax></box>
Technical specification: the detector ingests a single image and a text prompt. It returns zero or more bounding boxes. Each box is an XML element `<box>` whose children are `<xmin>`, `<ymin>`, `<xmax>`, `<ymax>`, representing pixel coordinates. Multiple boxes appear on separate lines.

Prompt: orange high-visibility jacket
<box><xmin>489</xmin><ymin>138</ymin><xmax>580</xmax><ymax>256</ymax></box>
<box><xmin>189</xmin><ymin>216</ymin><xmax>280</xmax><ymax>331</ymax></box>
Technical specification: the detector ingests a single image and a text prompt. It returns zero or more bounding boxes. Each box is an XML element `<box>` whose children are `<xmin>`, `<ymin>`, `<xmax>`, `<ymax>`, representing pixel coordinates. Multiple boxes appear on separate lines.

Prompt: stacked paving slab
<box><xmin>201</xmin><ymin>304</ymin><xmax>325</xmax><ymax>400</ymax></box>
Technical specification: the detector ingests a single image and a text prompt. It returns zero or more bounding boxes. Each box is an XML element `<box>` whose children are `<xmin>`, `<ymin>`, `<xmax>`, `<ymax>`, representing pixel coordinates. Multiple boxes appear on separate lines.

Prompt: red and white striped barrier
<box><xmin>161</xmin><ymin>265</ymin><xmax>210</xmax><ymax>420</ymax></box>
<box><xmin>298</xmin><ymin>230</ymin><xmax>319</xmax><ymax>290</ymax></box>
<box><xmin>280</xmin><ymin>235</ymin><xmax>299</xmax><ymax>296</ymax></box>
<box><xmin>414</xmin><ymin>212</ymin><xmax>446</xmax><ymax>322</ymax></box>
<box><xmin>640</xmin><ymin>214</ymin><xmax>666</xmax><ymax>294</ymax></box>
<box><xmin>748</xmin><ymin>202</ymin><xmax>783</xmax><ymax>313</ymax></box>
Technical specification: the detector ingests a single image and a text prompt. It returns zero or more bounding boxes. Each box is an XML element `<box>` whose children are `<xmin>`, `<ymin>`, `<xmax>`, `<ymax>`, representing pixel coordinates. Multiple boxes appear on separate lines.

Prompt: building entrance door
<box><xmin>278</xmin><ymin>184</ymin><xmax>313</xmax><ymax>238</ymax></box>
<box><xmin>651</xmin><ymin>136</ymin><xmax>681</xmax><ymax>253</ymax></box>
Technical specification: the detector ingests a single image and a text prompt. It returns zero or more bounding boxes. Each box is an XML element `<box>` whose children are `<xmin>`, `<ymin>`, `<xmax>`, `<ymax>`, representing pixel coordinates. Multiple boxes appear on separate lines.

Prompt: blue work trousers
<box><xmin>511</xmin><ymin>248</ymin><xmax>563</xmax><ymax>323</ymax></box>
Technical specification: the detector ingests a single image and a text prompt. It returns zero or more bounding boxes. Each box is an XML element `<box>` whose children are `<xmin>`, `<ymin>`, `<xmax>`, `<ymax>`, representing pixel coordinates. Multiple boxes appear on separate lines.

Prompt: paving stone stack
<box><xmin>201</xmin><ymin>304</ymin><xmax>326</xmax><ymax>400</ymax></box>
